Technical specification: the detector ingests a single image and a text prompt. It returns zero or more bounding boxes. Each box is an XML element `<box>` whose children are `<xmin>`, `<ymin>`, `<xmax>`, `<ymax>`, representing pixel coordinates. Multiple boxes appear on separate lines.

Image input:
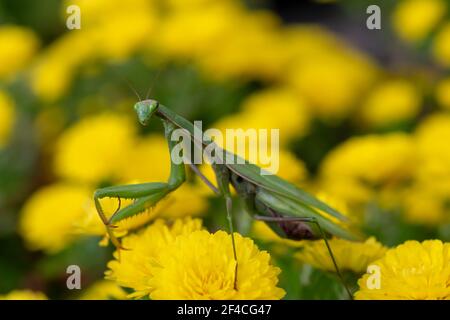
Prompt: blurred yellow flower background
<box><xmin>1</xmin><ymin>0</ymin><xmax>450</xmax><ymax>300</ymax></box>
<box><xmin>0</xmin><ymin>91</ymin><xmax>15</xmax><ymax>148</ymax></box>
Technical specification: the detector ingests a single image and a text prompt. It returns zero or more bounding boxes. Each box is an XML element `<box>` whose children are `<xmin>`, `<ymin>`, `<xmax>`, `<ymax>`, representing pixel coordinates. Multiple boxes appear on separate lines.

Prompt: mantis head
<box><xmin>134</xmin><ymin>99</ymin><xmax>159</xmax><ymax>126</ymax></box>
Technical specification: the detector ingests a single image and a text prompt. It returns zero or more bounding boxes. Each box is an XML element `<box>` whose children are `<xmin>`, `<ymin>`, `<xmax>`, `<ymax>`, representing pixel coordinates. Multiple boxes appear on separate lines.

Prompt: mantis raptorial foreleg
<box><xmin>94</xmin><ymin>120</ymin><xmax>185</xmax><ymax>248</ymax></box>
<box><xmin>94</xmin><ymin>183</ymin><xmax>169</xmax><ymax>224</ymax></box>
<box><xmin>94</xmin><ymin>183</ymin><xmax>170</xmax><ymax>249</ymax></box>
<box><xmin>253</xmin><ymin>215</ymin><xmax>353</xmax><ymax>299</ymax></box>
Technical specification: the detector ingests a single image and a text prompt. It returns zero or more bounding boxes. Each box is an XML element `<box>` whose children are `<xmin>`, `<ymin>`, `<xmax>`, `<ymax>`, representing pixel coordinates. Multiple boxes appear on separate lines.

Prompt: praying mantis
<box><xmin>94</xmin><ymin>99</ymin><xmax>362</xmax><ymax>298</ymax></box>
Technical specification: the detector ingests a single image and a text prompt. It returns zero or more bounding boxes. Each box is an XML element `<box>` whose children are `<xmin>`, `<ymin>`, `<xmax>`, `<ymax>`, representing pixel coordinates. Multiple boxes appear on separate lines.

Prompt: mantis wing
<box><xmin>255</xmin><ymin>189</ymin><xmax>362</xmax><ymax>241</ymax></box>
<box><xmin>224</xmin><ymin>150</ymin><xmax>347</xmax><ymax>221</ymax></box>
<box><xmin>221</xmin><ymin>148</ymin><xmax>361</xmax><ymax>240</ymax></box>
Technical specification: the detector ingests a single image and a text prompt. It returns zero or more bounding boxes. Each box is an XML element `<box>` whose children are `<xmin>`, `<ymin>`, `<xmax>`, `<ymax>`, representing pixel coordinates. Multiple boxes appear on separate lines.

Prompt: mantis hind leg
<box><xmin>253</xmin><ymin>215</ymin><xmax>354</xmax><ymax>300</ymax></box>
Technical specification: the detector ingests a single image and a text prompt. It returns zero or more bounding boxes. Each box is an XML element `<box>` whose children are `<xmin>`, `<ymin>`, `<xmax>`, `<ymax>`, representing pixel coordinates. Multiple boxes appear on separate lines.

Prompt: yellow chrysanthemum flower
<box><xmin>160</xmin><ymin>183</ymin><xmax>209</xmax><ymax>218</ymax></box>
<box><xmin>65</xmin><ymin>0</ymin><xmax>152</xmax><ymax>25</ymax></box>
<box><xmin>165</xmin><ymin>0</ymin><xmax>233</xmax><ymax>10</ymax></box>
<box><xmin>156</xmin><ymin>1</ymin><xmax>241</xmax><ymax>61</ymax></box>
<box><xmin>392</xmin><ymin>0</ymin><xmax>446</xmax><ymax>43</ymax></box>
<box><xmin>213</xmin><ymin>87</ymin><xmax>310</xmax><ymax>145</ymax></box>
<box><xmin>0</xmin><ymin>90</ymin><xmax>15</xmax><ymax>148</ymax></box>
<box><xmin>158</xmin><ymin>0</ymin><xmax>285</xmax><ymax>80</ymax></box>
<box><xmin>415</xmin><ymin>113</ymin><xmax>450</xmax><ymax>173</ymax></box>
<box><xmin>240</xmin><ymin>87</ymin><xmax>310</xmax><ymax>142</ymax></box>
<box><xmin>355</xmin><ymin>240</ymin><xmax>450</xmax><ymax>300</ymax></box>
<box><xmin>150</xmin><ymin>230</ymin><xmax>285</xmax><ymax>300</ymax></box>
<box><xmin>273</xmin><ymin>150</ymin><xmax>308</xmax><ymax>183</ymax></box>
<box><xmin>92</xmin><ymin>10</ymin><xmax>157</xmax><ymax>61</ymax></box>
<box><xmin>80</xmin><ymin>280</ymin><xmax>127</xmax><ymax>300</ymax></box>
<box><xmin>286</xmin><ymin>29</ymin><xmax>378</xmax><ymax>119</ymax></box>
<box><xmin>105</xmin><ymin>218</ymin><xmax>203</xmax><ymax>298</ymax></box>
<box><xmin>289</xmin><ymin>55</ymin><xmax>377</xmax><ymax>119</ymax></box>
<box><xmin>54</xmin><ymin>113</ymin><xmax>136</xmax><ymax>185</ymax></box>
<box><xmin>402</xmin><ymin>183</ymin><xmax>450</xmax><ymax>226</ymax></box>
<box><xmin>30</xmin><ymin>28</ymin><xmax>98</xmax><ymax>101</ymax></box>
<box><xmin>0</xmin><ymin>25</ymin><xmax>39</xmax><ymax>79</ymax></box>
<box><xmin>294</xmin><ymin>237</ymin><xmax>388</xmax><ymax>274</ymax></box>
<box><xmin>0</xmin><ymin>290</ymin><xmax>48</xmax><ymax>300</ymax></box>
<box><xmin>319</xmin><ymin>133</ymin><xmax>416</xmax><ymax>207</ymax></box>
<box><xmin>31</xmin><ymin>56</ymin><xmax>74</xmax><ymax>102</ymax></box>
<box><xmin>401</xmin><ymin>113</ymin><xmax>450</xmax><ymax>225</ymax></box>
<box><xmin>433</xmin><ymin>23</ymin><xmax>450</xmax><ymax>67</ymax></box>
<box><xmin>31</xmin><ymin>0</ymin><xmax>156</xmax><ymax>100</ymax></box>
<box><xmin>196</xmin><ymin>10</ymin><xmax>285</xmax><ymax>80</ymax></box>
<box><xmin>281</xmin><ymin>25</ymin><xmax>345</xmax><ymax>62</ymax></box>
<box><xmin>106</xmin><ymin>3</ymin><xmax>157</xmax><ymax>37</ymax></box>
<box><xmin>360</xmin><ymin>80</ymin><xmax>421</xmax><ymax>127</ymax></box>
<box><xmin>118</xmin><ymin>135</ymin><xmax>170</xmax><ymax>183</ymax></box>
<box><xmin>19</xmin><ymin>183</ymin><xmax>91</xmax><ymax>253</ymax></box>
<box><xmin>435</xmin><ymin>77</ymin><xmax>450</xmax><ymax>110</ymax></box>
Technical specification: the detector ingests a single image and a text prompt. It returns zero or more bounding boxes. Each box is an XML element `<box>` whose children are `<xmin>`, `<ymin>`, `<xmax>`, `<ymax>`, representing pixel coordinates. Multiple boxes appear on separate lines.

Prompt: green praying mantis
<box><xmin>94</xmin><ymin>99</ymin><xmax>362</xmax><ymax>298</ymax></box>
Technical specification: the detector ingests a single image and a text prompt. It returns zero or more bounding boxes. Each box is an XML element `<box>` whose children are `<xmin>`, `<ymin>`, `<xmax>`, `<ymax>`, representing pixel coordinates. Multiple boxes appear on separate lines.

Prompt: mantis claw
<box><xmin>106</xmin><ymin>227</ymin><xmax>128</xmax><ymax>251</ymax></box>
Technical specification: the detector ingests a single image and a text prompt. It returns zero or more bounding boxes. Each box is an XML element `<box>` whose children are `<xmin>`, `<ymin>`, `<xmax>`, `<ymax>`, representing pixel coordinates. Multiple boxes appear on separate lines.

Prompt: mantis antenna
<box><xmin>123</xmin><ymin>78</ymin><xmax>142</xmax><ymax>101</ymax></box>
<box><xmin>145</xmin><ymin>68</ymin><xmax>163</xmax><ymax>100</ymax></box>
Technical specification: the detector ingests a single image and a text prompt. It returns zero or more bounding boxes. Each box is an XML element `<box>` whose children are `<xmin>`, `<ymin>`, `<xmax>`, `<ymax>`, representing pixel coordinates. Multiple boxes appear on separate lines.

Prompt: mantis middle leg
<box><xmin>211</xmin><ymin>164</ymin><xmax>239</xmax><ymax>290</ymax></box>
